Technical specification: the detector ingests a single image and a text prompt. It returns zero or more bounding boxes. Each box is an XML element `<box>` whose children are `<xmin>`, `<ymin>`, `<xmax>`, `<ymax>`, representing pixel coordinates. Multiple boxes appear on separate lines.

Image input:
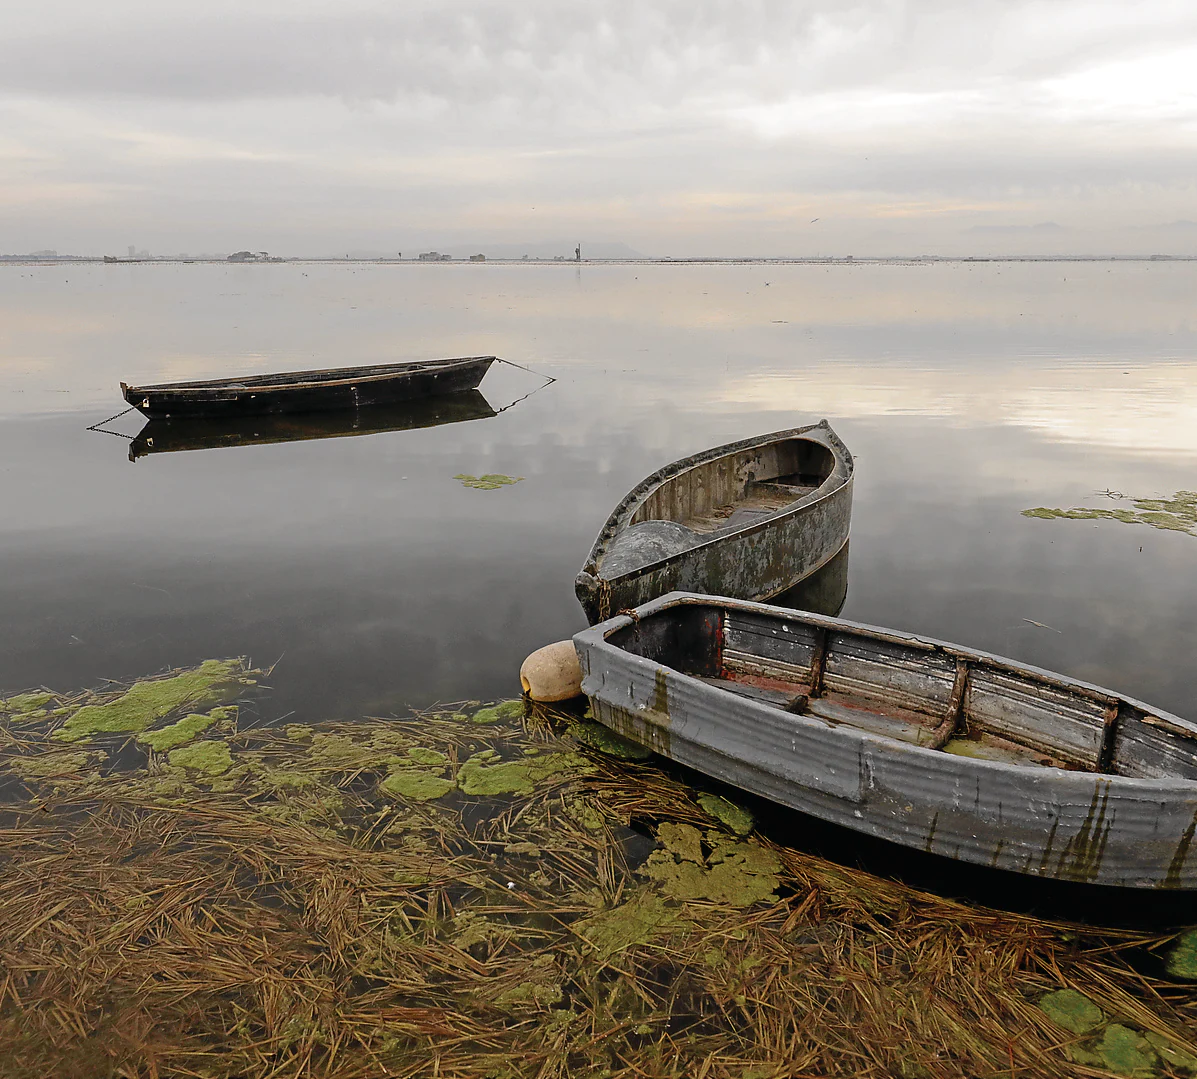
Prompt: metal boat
<box><xmin>575</xmin><ymin>420</ymin><xmax>853</xmax><ymax>624</ymax></box>
<box><xmin>574</xmin><ymin>591</ymin><xmax>1197</xmax><ymax>889</ymax></box>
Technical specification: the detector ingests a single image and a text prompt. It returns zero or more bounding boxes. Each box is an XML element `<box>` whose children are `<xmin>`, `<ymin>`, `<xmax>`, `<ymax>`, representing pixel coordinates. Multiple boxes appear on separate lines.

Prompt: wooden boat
<box><xmin>127</xmin><ymin>391</ymin><xmax>496</xmax><ymax>461</ymax></box>
<box><xmin>121</xmin><ymin>355</ymin><xmax>496</xmax><ymax>419</ymax></box>
<box><xmin>574</xmin><ymin>592</ymin><xmax>1197</xmax><ymax>889</ymax></box>
<box><xmin>575</xmin><ymin>420</ymin><xmax>853</xmax><ymax>624</ymax></box>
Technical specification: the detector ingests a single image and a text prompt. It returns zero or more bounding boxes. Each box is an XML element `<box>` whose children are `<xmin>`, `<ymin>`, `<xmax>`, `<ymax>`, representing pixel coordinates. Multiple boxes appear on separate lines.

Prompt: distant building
<box><xmin>469</xmin><ymin>253</ymin><xmax>486</xmax><ymax>261</ymax></box>
<box><xmin>418</xmin><ymin>251</ymin><xmax>452</xmax><ymax>261</ymax></box>
<box><xmin>128</xmin><ymin>245</ymin><xmax>135</xmax><ymax>258</ymax></box>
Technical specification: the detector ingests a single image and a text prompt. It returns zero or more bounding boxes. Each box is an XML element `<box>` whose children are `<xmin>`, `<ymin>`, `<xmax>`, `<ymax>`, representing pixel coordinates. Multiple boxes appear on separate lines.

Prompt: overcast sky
<box><xmin>3</xmin><ymin>0</ymin><xmax>1196</xmax><ymax>257</ymax></box>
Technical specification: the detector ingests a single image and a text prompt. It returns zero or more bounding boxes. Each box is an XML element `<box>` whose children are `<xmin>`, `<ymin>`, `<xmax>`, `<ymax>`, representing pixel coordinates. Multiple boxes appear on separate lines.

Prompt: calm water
<box><xmin>3</xmin><ymin>260</ymin><xmax>1196</xmax><ymax>732</ymax></box>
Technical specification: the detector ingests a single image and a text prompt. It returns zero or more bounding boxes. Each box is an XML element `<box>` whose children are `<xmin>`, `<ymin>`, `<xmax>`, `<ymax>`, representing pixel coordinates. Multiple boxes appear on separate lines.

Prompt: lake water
<box><xmin>2</xmin><ymin>259</ymin><xmax>1195</xmax><ymax>732</ymax></box>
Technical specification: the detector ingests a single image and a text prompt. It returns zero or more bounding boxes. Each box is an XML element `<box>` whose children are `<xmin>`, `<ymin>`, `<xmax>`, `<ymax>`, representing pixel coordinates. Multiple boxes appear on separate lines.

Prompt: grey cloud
<box><xmin>3</xmin><ymin>0</ymin><xmax>1193</xmax><ymax>108</ymax></box>
<box><xmin>3</xmin><ymin>0</ymin><xmax>1197</xmax><ymax>255</ymax></box>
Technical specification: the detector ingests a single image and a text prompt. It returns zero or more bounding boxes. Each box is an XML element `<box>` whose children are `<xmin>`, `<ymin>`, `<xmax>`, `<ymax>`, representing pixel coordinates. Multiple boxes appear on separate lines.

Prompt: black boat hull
<box><xmin>128</xmin><ymin>390</ymin><xmax>497</xmax><ymax>460</ymax></box>
<box><xmin>121</xmin><ymin>356</ymin><xmax>495</xmax><ymax>419</ymax></box>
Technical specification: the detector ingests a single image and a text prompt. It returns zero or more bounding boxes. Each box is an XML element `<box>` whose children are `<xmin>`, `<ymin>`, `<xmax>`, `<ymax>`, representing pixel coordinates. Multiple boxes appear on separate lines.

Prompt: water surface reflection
<box><xmin>1</xmin><ymin>261</ymin><xmax>1194</xmax><ymax>733</ymax></box>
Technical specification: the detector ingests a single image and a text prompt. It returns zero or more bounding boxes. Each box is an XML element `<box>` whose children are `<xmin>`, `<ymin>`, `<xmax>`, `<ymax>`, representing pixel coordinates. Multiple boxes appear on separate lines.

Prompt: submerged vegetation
<box><xmin>1024</xmin><ymin>490</ymin><xmax>1197</xmax><ymax>537</ymax></box>
<box><xmin>3</xmin><ymin>662</ymin><xmax>1197</xmax><ymax>1077</ymax></box>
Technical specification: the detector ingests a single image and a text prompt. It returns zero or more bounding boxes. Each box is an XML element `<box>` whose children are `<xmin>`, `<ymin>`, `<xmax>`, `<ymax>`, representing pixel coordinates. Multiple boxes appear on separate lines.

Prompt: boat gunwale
<box><xmin>121</xmin><ymin>355</ymin><xmax>497</xmax><ymax>397</ymax></box>
<box><xmin>579</xmin><ymin>420</ymin><xmax>854</xmax><ymax>586</ymax></box>
<box><xmin>574</xmin><ymin>590</ymin><xmax>1197</xmax><ymax>790</ymax></box>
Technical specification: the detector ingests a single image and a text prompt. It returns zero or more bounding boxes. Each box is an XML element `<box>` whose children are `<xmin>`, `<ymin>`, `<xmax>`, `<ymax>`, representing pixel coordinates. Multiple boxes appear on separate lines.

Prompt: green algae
<box><xmin>697</xmin><ymin>793</ymin><xmax>754</xmax><ymax>835</ymax></box>
<box><xmin>1166</xmin><ymin>929</ymin><xmax>1197</xmax><ymax>979</ymax></box>
<box><xmin>454</xmin><ymin>473</ymin><xmax>524</xmax><ymax>491</ymax></box>
<box><xmin>53</xmin><ymin>660</ymin><xmax>244</xmax><ymax>743</ymax></box>
<box><xmin>470</xmin><ymin>699</ymin><xmax>524</xmax><ymax>725</ymax></box>
<box><xmin>1146</xmin><ymin>1031</ymin><xmax>1197</xmax><ymax>1073</ymax></box>
<box><xmin>569</xmin><ymin>719</ymin><xmax>652</xmax><ymax>760</ymax></box>
<box><xmin>493</xmin><ymin>956</ymin><xmax>563</xmax><ymax>1009</ymax></box>
<box><xmin>658</xmin><ymin>821</ymin><xmax>704</xmax><ymax>863</ymax></box>
<box><xmin>642</xmin><ymin>824</ymin><xmax>781</xmax><ymax>907</ymax></box>
<box><xmin>406</xmin><ymin>747</ymin><xmax>447</xmax><ymax>766</ymax></box>
<box><xmin>137</xmin><ymin>706</ymin><xmax>236</xmax><ymax>752</ymax></box>
<box><xmin>1023</xmin><ymin>490</ymin><xmax>1197</xmax><ymax>537</ymax></box>
<box><xmin>1</xmin><ymin>691</ymin><xmax>55</xmax><ymax>714</ymax></box>
<box><xmin>285</xmin><ymin>724</ymin><xmax>313</xmax><ymax>741</ymax></box>
<box><xmin>1037</xmin><ymin>988</ymin><xmax>1105</xmax><ymax>1034</ymax></box>
<box><xmin>1071</xmin><ymin>1024</ymin><xmax>1158</xmax><ymax>1077</ymax></box>
<box><xmin>8</xmin><ymin>751</ymin><xmax>96</xmax><ymax>781</ymax></box>
<box><xmin>168</xmin><ymin>740</ymin><xmax>233</xmax><ymax>776</ymax></box>
<box><xmin>453</xmin><ymin>910</ymin><xmax>504</xmax><ymax>950</ymax></box>
<box><xmin>456</xmin><ymin>749</ymin><xmax>593</xmax><ymax>796</ymax></box>
<box><xmin>575</xmin><ymin>890</ymin><xmax>680</xmax><ymax>958</ymax></box>
<box><xmin>561</xmin><ymin>795</ymin><xmax>606</xmax><ymax>832</ymax></box>
<box><xmin>380</xmin><ymin>769</ymin><xmax>455</xmax><ymax>802</ymax></box>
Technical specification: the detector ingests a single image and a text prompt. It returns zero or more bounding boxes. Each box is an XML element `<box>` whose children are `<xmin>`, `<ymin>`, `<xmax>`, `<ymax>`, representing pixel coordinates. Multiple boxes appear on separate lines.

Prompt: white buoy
<box><xmin>520</xmin><ymin>640</ymin><xmax>583</xmax><ymax>702</ymax></box>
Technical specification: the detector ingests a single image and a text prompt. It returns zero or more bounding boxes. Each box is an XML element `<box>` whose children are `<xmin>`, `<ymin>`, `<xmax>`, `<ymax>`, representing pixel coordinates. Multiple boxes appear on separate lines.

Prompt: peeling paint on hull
<box><xmin>576</xmin><ymin>592</ymin><xmax>1197</xmax><ymax>890</ymax></box>
<box><xmin>576</xmin><ymin>421</ymin><xmax>854</xmax><ymax>624</ymax></box>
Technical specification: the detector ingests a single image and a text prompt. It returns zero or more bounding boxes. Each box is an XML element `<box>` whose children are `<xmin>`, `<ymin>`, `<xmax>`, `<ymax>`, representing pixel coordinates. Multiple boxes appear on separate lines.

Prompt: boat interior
<box><xmin>631</xmin><ymin>437</ymin><xmax>837</xmax><ymax>534</ymax></box>
<box><xmin>606</xmin><ymin>602</ymin><xmax>1197</xmax><ymax>780</ymax></box>
<box><xmin>599</xmin><ymin>437</ymin><xmax>839</xmax><ymax>577</ymax></box>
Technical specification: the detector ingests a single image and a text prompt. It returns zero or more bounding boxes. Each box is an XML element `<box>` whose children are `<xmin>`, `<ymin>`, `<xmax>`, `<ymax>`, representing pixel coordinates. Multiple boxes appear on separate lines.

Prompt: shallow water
<box><xmin>3</xmin><ymin>260</ymin><xmax>1195</xmax><ymax>728</ymax></box>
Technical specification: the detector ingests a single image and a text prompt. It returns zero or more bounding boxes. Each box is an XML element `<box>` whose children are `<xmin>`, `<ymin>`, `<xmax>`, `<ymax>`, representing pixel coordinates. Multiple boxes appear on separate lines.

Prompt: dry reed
<box><xmin>1</xmin><ymin>665</ymin><xmax>1195</xmax><ymax>1078</ymax></box>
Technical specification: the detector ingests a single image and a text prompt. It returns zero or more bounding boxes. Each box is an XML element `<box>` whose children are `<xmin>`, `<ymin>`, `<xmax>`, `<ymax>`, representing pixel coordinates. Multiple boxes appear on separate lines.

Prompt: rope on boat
<box><xmin>494</xmin><ymin>357</ymin><xmax>557</xmax><ymax>387</ymax></box>
<box><xmin>490</xmin><ymin>358</ymin><xmax>558</xmax><ymax>415</ymax></box>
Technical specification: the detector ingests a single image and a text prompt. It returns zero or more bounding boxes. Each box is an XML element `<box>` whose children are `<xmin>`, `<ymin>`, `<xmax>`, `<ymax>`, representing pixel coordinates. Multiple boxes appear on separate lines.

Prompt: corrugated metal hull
<box><xmin>576</xmin><ymin>602</ymin><xmax>1197</xmax><ymax>890</ymax></box>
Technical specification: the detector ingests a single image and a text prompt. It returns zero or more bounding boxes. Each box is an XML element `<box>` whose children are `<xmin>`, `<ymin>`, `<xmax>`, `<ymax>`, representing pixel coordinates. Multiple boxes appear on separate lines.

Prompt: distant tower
<box><xmin>575</xmin><ymin>243</ymin><xmax>581</xmax><ymax>262</ymax></box>
<box><xmin>128</xmin><ymin>245</ymin><xmax>135</xmax><ymax>258</ymax></box>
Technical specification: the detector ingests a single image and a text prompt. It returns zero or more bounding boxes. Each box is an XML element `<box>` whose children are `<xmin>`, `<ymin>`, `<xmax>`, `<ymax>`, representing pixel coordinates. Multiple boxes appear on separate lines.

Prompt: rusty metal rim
<box><xmin>575</xmin><ymin>590</ymin><xmax>1197</xmax><ymax>789</ymax></box>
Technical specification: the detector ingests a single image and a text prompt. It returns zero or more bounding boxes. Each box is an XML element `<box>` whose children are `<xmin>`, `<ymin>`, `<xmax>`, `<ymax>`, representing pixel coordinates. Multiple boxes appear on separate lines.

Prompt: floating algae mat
<box><xmin>454</xmin><ymin>473</ymin><xmax>524</xmax><ymax>491</ymax></box>
<box><xmin>1024</xmin><ymin>489</ymin><xmax>1197</xmax><ymax>538</ymax></box>
<box><xmin>5</xmin><ymin>666</ymin><xmax>1197</xmax><ymax>1077</ymax></box>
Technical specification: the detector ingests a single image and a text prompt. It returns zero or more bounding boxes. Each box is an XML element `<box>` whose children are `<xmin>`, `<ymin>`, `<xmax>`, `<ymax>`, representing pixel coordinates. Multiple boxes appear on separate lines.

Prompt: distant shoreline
<box><xmin>3</xmin><ymin>254</ymin><xmax>1196</xmax><ymax>266</ymax></box>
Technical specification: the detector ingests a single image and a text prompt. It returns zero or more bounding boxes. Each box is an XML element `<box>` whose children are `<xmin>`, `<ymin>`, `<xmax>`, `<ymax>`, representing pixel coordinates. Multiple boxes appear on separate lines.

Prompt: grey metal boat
<box><xmin>574</xmin><ymin>592</ymin><xmax>1197</xmax><ymax>889</ymax></box>
<box><xmin>575</xmin><ymin>420</ymin><xmax>853</xmax><ymax>624</ymax></box>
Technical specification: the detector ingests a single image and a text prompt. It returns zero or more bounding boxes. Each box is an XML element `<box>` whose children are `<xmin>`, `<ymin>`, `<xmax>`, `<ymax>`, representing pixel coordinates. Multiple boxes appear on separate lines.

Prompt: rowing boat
<box><xmin>127</xmin><ymin>391</ymin><xmax>496</xmax><ymax>461</ymax></box>
<box><xmin>574</xmin><ymin>420</ymin><xmax>853</xmax><ymax>624</ymax></box>
<box><xmin>574</xmin><ymin>591</ymin><xmax>1197</xmax><ymax>889</ymax></box>
<box><xmin>121</xmin><ymin>356</ymin><xmax>496</xmax><ymax>419</ymax></box>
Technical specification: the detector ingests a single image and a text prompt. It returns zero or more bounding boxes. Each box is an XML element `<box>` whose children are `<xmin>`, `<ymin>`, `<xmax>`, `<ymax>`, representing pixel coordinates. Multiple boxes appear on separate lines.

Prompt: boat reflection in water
<box><xmin>770</xmin><ymin>541</ymin><xmax>849</xmax><ymax>618</ymax></box>
<box><xmin>128</xmin><ymin>390</ymin><xmax>497</xmax><ymax>461</ymax></box>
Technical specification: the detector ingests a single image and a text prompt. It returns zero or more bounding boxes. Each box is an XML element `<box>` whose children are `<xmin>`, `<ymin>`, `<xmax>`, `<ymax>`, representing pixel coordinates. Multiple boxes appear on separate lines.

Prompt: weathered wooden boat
<box><xmin>121</xmin><ymin>355</ymin><xmax>495</xmax><ymax>419</ymax></box>
<box><xmin>575</xmin><ymin>421</ymin><xmax>853</xmax><ymax>624</ymax></box>
<box><xmin>574</xmin><ymin>592</ymin><xmax>1197</xmax><ymax>889</ymax></box>
<box><xmin>127</xmin><ymin>391</ymin><xmax>496</xmax><ymax>461</ymax></box>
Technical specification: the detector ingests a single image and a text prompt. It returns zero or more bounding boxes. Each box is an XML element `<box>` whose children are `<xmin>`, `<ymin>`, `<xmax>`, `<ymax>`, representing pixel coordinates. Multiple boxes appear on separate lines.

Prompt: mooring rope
<box><xmin>85</xmin><ymin>405</ymin><xmax>139</xmax><ymax>440</ymax></box>
<box><xmin>495</xmin><ymin>357</ymin><xmax>557</xmax><ymax>386</ymax></box>
<box><xmin>85</xmin><ymin>405</ymin><xmax>137</xmax><ymax>432</ymax></box>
